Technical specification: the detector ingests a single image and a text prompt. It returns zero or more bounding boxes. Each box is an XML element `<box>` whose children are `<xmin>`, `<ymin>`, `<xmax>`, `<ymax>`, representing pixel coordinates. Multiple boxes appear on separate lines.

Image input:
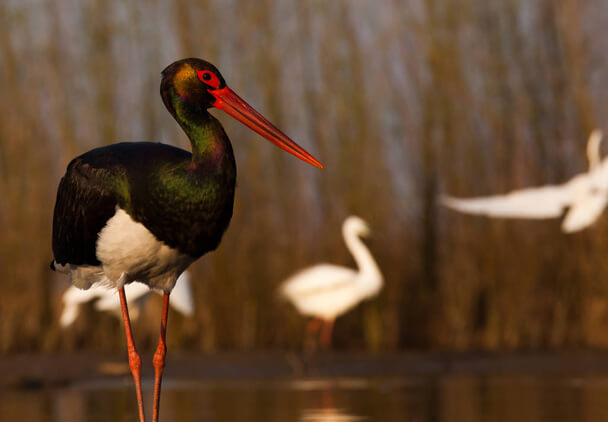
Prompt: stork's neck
<box><xmin>343</xmin><ymin>228</ymin><xmax>383</xmax><ymax>286</ymax></box>
<box><xmin>168</xmin><ymin>90</ymin><xmax>231</xmax><ymax>167</ymax></box>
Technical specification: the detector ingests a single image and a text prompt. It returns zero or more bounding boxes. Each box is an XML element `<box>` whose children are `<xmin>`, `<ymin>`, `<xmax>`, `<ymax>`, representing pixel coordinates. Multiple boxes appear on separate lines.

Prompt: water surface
<box><xmin>3</xmin><ymin>374</ymin><xmax>608</xmax><ymax>422</ymax></box>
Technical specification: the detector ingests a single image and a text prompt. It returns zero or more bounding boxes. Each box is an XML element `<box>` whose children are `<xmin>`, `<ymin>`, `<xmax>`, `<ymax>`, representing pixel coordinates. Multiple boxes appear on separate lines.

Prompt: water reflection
<box><xmin>3</xmin><ymin>375</ymin><xmax>608</xmax><ymax>422</ymax></box>
<box><xmin>297</xmin><ymin>388</ymin><xmax>365</xmax><ymax>422</ymax></box>
<box><xmin>299</xmin><ymin>408</ymin><xmax>365</xmax><ymax>422</ymax></box>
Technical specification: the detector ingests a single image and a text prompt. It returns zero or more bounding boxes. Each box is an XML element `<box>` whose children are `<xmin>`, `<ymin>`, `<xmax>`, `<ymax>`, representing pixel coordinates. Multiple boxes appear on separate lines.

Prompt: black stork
<box><xmin>51</xmin><ymin>58</ymin><xmax>323</xmax><ymax>422</ymax></box>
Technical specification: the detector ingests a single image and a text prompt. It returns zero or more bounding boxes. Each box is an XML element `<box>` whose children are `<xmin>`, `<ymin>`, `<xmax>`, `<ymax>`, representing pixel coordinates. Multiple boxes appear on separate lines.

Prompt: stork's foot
<box><xmin>152</xmin><ymin>292</ymin><xmax>170</xmax><ymax>422</ymax></box>
<box><xmin>118</xmin><ymin>286</ymin><xmax>146</xmax><ymax>422</ymax></box>
<box><xmin>127</xmin><ymin>346</ymin><xmax>145</xmax><ymax>422</ymax></box>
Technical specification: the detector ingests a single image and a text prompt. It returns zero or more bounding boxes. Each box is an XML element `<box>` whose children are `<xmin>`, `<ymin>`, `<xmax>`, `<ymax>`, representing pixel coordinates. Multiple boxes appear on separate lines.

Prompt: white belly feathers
<box><xmin>59</xmin><ymin>207</ymin><xmax>193</xmax><ymax>292</ymax></box>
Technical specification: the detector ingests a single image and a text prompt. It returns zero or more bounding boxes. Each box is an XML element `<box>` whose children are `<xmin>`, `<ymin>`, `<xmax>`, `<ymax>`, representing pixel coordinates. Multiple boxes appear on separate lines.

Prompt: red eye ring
<box><xmin>196</xmin><ymin>70</ymin><xmax>220</xmax><ymax>89</ymax></box>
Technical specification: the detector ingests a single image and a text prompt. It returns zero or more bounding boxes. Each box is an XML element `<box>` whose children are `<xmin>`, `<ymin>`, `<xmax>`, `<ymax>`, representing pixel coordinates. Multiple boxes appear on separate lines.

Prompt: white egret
<box><xmin>280</xmin><ymin>216</ymin><xmax>383</xmax><ymax>347</ymax></box>
<box><xmin>60</xmin><ymin>271</ymin><xmax>195</xmax><ymax>327</ymax></box>
<box><xmin>441</xmin><ymin>130</ymin><xmax>607</xmax><ymax>233</ymax></box>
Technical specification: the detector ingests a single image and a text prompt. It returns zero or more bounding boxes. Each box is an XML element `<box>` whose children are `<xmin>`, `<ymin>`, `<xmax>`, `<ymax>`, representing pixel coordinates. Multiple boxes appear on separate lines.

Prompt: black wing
<box><xmin>52</xmin><ymin>157</ymin><xmax>118</xmax><ymax>267</ymax></box>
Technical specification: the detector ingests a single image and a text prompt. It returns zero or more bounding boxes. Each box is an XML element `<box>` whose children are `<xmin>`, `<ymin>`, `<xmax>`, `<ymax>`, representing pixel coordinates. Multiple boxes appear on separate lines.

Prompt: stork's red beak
<box><xmin>209</xmin><ymin>87</ymin><xmax>324</xmax><ymax>169</ymax></box>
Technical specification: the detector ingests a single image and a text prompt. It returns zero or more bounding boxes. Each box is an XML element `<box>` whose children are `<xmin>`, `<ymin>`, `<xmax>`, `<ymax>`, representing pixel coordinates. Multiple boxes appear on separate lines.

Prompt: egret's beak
<box><xmin>210</xmin><ymin>87</ymin><xmax>323</xmax><ymax>169</ymax></box>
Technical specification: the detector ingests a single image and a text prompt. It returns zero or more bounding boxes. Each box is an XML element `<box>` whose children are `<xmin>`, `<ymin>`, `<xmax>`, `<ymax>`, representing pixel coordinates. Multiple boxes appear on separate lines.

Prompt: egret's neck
<box><xmin>343</xmin><ymin>228</ymin><xmax>382</xmax><ymax>286</ymax></box>
<box><xmin>587</xmin><ymin>130</ymin><xmax>603</xmax><ymax>172</ymax></box>
<box><xmin>169</xmin><ymin>90</ymin><xmax>230</xmax><ymax>167</ymax></box>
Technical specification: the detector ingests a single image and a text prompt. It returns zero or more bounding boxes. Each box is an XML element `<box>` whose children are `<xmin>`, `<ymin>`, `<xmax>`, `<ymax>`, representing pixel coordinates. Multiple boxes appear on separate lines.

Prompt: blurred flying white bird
<box><xmin>280</xmin><ymin>216</ymin><xmax>383</xmax><ymax>347</ymax></box>
<box><xmin>60</xmin><ymin>271</ymin><xmax>195</xmax><ymax>327</ymax></box>
<box><xmin>441</xmin><ymin>130</ymin><xmax>608</xmax><ymax>233</ymax></box>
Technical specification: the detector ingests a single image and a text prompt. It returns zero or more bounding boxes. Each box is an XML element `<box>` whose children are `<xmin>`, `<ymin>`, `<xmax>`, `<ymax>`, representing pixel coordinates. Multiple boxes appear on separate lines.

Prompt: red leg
<box><xmin>119</xmin><ymin>287</ymin><xmax>146</xmax><ymax>422</ymax></box>
<box><xmin>306</xmin><ymin>318</ymin><xmax>323</xmax><ymax>335</ymax></box>
<box><xmin>320</xmin><ymin>319</ymin><xmax>334</xmax><ymax>349</ymax></box>
<box><xmin>152</xmin><ymin>292</ymin><xmax>170</xmax><ymax>422</ymax></box>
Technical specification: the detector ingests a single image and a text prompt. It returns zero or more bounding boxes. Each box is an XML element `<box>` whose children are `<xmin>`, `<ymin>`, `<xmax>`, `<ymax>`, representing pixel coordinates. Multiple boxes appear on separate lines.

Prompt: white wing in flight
<box><xmin>440</xmin><ymin>184</ymin><xmax>572</xmax><ymax>219</ymax></box>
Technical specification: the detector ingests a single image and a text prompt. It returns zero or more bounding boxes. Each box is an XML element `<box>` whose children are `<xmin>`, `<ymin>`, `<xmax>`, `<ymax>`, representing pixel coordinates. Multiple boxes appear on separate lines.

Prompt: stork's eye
<box><xmin>196</xmin><ymin>70</ymin><xmax>220</xmax><ymax>89</ymax></box>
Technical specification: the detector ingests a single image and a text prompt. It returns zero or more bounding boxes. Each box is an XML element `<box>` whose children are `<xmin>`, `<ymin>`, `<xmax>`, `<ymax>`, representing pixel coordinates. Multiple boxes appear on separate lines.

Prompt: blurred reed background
<box><xmin>2</xmin><ymin>0</ymin><xmax>608</xmax><ymax>354</ymax></box>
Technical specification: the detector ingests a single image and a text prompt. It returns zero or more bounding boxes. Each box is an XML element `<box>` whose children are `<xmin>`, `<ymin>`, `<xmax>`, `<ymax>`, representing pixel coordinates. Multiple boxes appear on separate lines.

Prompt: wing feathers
<box><xmin>52</xmin><ymin>158</ymin><xmax>119</xmax><ymax>266</ymax></box>
<box><xmin>440</xmin><ymin>185</ymin><xmax>570</xmax><ymax>219</ymax></box>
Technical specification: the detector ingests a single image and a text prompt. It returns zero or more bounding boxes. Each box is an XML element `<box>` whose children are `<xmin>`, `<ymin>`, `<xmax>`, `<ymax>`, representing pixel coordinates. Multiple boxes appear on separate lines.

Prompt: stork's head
<box><xmin>161</xmin><ymin>58</ymin><xmax>323</xmax><ymax>169</ymax></box>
